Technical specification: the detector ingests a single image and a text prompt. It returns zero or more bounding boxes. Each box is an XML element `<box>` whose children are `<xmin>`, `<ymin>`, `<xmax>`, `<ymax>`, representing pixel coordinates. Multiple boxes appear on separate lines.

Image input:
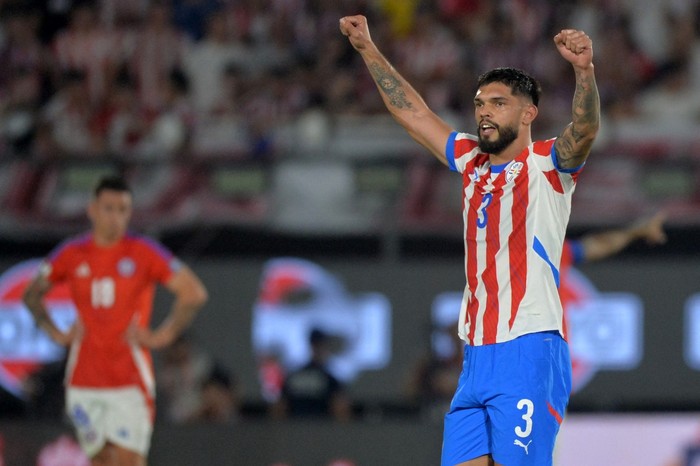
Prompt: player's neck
<box><xmin>489</xmin><ymin>134</ymin><xmax>532</xmax><ymax>165</ymax></box>
<box><xmin>92</xmin><ymin>233</ymin><xmax>124</xmax><ymax>248</ymax></box>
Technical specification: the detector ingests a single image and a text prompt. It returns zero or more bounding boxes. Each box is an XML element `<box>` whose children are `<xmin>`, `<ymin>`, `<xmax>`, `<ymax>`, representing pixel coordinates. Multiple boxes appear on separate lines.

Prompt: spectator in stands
<box><xmin>0</xmin><ymin>67</ymin><xmax>43</xmax><ymax>157</ymax></box>
<box><xmin>172</xmin><ymin>0</ymin><xmax>221</xmax><ymax>41</ymax></box>
<box><xmin>52</xmin><ymin>3</ymin><xmax>123</xmax><ymax>104</ymax></box>
<box><xmin>0</xmin><ymin>3</ymin><xmax>49</xmax><ymax>91</ymax></box>
<box><xmin>0</xmin><ymin>4</ymin><xmax>50</xmax><ymax>158</ymax></box>
<box><xmin>634</xmin><ymin>63</ymin><xmax>700</xmax><ymax>124</ymax></box>
<box><xmin>92</xmin><ymin>70</ymin><xmax>145</xmax><ymax>157</ymax></box>
<box><xmin>408</xmin><ymin>322</ymin><xmax>464</xmax><ymax>423</ymax></box>
<box><xmin>135</xmin><ymin>68</ymin><xmax>194</xmax><ymax>160</ymax></box>
<box><xmin>99</xmin><ymin>0</ymin><xmax>149</xmax><ymax>29</ymax></box>
<box><xmin>182</xmin><ymin>9</ymin><xmax>250</xmax><ymax>116</ymax></box>
<box><xmin>126</xmin><ymin>1</ymin><xmax>189</xmax><ymax>112</ymax></box>
<box><xmin>39</xmin><ymin>69</ymin><xmax>101</xmax><ymax>157</ymax></box>
<box><xmin>271</xmin><ymin>328</ymin><xmax>352</xmax><ymax>421</ymax></box>
<box><xmin>191</xmin><ymin>363</ymin><xmax>241</xmax><ymax>424</ymax></box>
<box><xmin>157</xmin><ymin>332</ymin><xmax>214</xmax><ymax>424</ymax></box>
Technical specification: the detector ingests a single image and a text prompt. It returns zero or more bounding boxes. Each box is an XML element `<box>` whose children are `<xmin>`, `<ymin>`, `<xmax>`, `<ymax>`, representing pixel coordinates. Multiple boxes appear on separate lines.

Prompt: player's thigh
<box><xmin>442</xmin><ymin>406</ymin><xmax>490</xmax><ymax>466</ymax></box>
<box><xmin>104</xmin><ymin>387</ymin><xmax>153</xmax><ymax>457</ymax></box>
<box><xmin>66</xmin><ymin>387</ymin><xmax>110</xmax><ymax>458</ymax></box>
<box><xmin>91</xmin><ymin>442</ymin><xmax>145</xmax><ymax>466</ymax></box>
<box><xmin>453</xmin><ymin>455</ymin><xmax>494</xmax><ymax>466</ymax></box>
<box><xmin>489</xmin><ymin>332</ymin><xmax>571</xmax><ymax>466</ymax></box>
<box><xmin>111</xmin><ymin>442</ymin><xmax>146</xmax><ymax>466</ymax></box>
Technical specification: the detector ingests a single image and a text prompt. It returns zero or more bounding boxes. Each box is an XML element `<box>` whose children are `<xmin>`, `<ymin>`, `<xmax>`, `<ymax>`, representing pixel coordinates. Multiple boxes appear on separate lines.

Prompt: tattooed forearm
<box><xmin>571</xmin><ymin>73</ymin><xmax>599</xmax><ymax>140</ymax></box>
<box><xmin>369</xmin><ymin>62</ymin><xmax>414</xmax><ymax>110</ymax></box>
<box><xmin>556</xmin><ymin>70</ymin><xmax>600</xmax><ymax>168</ymax></box>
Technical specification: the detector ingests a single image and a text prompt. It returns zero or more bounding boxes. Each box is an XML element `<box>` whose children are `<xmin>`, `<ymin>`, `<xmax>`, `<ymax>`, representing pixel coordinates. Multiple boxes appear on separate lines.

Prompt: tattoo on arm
<box><xmin>556</xmin><ymin>71</ymin><xmax>600</xmax><ymax>168</ymax></box>
<box><xmin>369</xmin><ymin>63</ymin><xmax>414</xmax><ymax>110</ymax></box>
<box><xmin>23</xmin><ymin>278</ymin><xmax>52</xmax><ymax>326</ymax></box>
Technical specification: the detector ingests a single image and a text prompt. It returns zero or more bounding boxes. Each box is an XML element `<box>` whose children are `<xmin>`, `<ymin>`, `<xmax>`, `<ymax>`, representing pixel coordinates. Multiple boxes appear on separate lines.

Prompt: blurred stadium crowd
<box><xmin>1</xmin><ymin>0</ymin><xmax>700</xmax><ymax>235</ymax></box>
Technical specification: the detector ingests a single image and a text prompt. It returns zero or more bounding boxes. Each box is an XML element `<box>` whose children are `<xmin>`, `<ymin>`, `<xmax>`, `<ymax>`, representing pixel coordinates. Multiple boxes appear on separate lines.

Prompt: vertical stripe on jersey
<box><xmin>481</xmin><ymin>183</ymin><xmax>502</xmax><ymax>344</ymax></box>
<box><xmin>543</xmin><ymin>169</ymin><xmax>565</xmax><ymax>194</ymax></box>
<box><xmin>463</xmin><ymin>155</ymin><xmax>487</xmax><ymax>345</ymax></box>
<box><xmin>130</xmin><ymin>343</ymin><xmax>156</xmax><ymax>399</ymax></box>
<box><xmin>508</xmin><ymin>164</ymin><xmax>529</xmax><ymax>330</ymax></box>
<box><xmin>464</xmin><ymin>170</ymin><xmax>480</xmax><ymax>345</ymax></box>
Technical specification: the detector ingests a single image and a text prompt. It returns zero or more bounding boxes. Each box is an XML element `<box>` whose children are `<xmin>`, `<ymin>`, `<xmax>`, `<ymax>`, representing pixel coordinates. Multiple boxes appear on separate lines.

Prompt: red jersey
<box><xmin>41</xmin><ymin>233</ymin><xmax>179</xmax><ymax>393</ymax></box>
<box><xmin>559</xmin><ymin>239</ymin><xmax>586</xmax><ymax>312</ymax></box>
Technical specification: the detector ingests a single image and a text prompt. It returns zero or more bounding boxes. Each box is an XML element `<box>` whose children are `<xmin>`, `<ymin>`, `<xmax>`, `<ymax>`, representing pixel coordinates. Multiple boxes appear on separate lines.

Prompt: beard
<box><xmin>478</xmin><ymin>124</ymin><xmax>519</xmax><ymax>155</ymax></box>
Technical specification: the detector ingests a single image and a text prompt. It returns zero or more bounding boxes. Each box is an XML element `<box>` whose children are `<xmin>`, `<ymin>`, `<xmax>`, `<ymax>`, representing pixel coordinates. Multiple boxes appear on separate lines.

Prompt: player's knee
<box><xmin>113</xmin><ymin>444</ymin><xmax>146</xmax><ymax>466</ymax></box>
<box><xmin>91</xmin><ymin>445</ymin><xmax>115</xmax><ymax>466</ymax></box>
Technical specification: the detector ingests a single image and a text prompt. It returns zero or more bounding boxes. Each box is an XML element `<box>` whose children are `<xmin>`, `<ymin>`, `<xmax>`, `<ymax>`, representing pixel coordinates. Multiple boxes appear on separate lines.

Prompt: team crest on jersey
<box><xmin>75</xmin><ymin>262</ymin><xmax>90</xmax><ymax>277</ymax></box>
<box><xmin>117</xmin><ymin>257</ymin><xmax>136</xmax><ymax>277</ymax></box>
<box><xmin>505</xmin><ymin>162</ymin><xmax>524</xmax><ymax>183</ymax></box>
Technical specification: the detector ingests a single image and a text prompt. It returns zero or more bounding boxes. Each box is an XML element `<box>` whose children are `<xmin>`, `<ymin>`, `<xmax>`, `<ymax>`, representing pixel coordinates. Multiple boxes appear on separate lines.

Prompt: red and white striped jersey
<box><xmin>446</xmin><ymin>131</ymin><xmax>583</xmax><ymax>346</ymax></box>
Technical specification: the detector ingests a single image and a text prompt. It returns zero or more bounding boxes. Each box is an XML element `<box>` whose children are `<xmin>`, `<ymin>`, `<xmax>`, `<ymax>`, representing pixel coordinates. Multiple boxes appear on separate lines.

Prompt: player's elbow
<box><xmin>188</xmin><ymin>282</ymin><xmax>208</xmax><ymax>309</ymax></box>
<box><xmin>22</xmin><ymin>285</ymin><xmax>40</xmax><ymax>309</ymax></box>
<box><xmin>171</xmin><ymin>268</ymin><xmax>209</xmax><ymax>309</ymax></box>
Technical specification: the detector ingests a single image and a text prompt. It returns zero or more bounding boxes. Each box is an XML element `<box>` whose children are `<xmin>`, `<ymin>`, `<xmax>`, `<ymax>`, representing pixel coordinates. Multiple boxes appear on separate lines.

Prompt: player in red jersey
<box><xmin>341</xmin><ymin>14</ymin><xmax>599</xmax><ymax>466</ymax></box>
<box><xmin>22</xmin><ymin>175</ymin><xmax>208</xmax><ymax>466</ymax></box>
<box><xmin>561</xmin><ymin>211</ymin><xmax>667</xmax><ymax>282</ymax></box>
<box><xmin>561</xmin><ymin>211</ymin><xmax>666</xmax><ymax>360</ymax></box>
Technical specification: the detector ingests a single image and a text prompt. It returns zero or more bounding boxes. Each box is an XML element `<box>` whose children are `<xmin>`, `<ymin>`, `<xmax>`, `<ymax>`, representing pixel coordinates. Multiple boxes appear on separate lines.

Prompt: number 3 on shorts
<box><xmin>514</xmin><ymin>398</ymin><xmax>534</xmax><ymax>438</ymax></box>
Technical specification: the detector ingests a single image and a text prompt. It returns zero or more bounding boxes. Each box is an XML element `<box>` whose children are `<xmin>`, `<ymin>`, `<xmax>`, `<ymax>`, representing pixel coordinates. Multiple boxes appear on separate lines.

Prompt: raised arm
<box><xmin>553</xmin><ymin>29</ymin><xmax>600</xmax><ymax>170</ymax></box>
<box><xmin>580</xmin><ymin>211</ymin><xmax>667</xmax><ymax>262</ymax></box>
<box><xmin>340</xmin><ymin>15</ymin><xmax>454</xmax><ymax>166</ymax></box>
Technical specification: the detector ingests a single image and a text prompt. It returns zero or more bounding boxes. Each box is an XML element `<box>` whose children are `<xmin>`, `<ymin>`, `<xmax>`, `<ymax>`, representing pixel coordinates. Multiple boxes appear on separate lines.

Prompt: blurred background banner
<box><xmin>251</xmin><ymin>257</ymin><xmax>392</xmax><ymax>385</ymax></box>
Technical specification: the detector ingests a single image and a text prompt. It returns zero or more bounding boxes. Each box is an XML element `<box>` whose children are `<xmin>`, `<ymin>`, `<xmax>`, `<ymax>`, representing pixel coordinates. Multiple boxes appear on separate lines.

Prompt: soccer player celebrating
<box><xmin>23</xmin><ymin>175</ymin><xmax>208</xmax><ymax>466</ymax></box>
<box><xmin>340</xmin><ymin>16</ymin><xmax>599</xmax><ymax>466</ymax></box>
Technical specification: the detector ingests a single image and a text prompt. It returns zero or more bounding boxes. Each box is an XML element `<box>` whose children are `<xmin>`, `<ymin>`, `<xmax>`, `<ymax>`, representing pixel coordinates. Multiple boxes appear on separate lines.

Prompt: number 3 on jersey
<box><xmin>91</xmin><ymin>277</ymin><xmax>115</xmax><ymax>308</ymax></box>
<box><xmin>477</xmin><ymin>193</ymin><xmax>493</xmax><ymax>228</ymax></box>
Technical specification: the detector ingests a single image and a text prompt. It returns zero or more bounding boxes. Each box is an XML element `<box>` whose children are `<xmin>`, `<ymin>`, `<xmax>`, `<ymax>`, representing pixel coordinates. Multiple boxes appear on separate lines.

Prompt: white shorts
<box><xmin>66</xmin><ymin>386</ymin><xmax>153</xmax><ymax>458</ymax></box>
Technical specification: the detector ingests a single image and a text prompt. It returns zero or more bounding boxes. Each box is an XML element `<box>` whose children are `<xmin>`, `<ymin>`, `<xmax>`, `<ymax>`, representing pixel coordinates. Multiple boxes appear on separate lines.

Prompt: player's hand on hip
<box><xmin>51</xmin><ymin>320</ymin><xmax>83</xmax><ymax>346</ymax></box>
<box><xmin>340</xmin><ymin>15</ymin><xmax>372</xmax><ymax>51</ymax></box>
<box><xmin>126</xmin><ymin>318</ymin><xmax>175</xmax><ymax>350</ymax></box>
<box><xmin>554</xmin><ymin>29</ymin><xmax>593</xmax><ymax>70</ymax></box>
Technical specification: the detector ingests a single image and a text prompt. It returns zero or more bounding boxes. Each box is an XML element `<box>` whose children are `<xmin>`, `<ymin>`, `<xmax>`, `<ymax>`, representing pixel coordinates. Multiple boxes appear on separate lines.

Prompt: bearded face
<box><xmin>477</xmin><ymin>122</ymin><xmax>519</xmax><ymax>155</ymax></box>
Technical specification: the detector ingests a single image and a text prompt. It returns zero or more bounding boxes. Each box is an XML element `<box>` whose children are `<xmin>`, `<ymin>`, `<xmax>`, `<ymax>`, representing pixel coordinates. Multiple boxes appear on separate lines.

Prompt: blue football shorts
<box><xmin>441</xmin><ymin>331</ymin><xmax>572</xmax><ymax>466</ymax></box>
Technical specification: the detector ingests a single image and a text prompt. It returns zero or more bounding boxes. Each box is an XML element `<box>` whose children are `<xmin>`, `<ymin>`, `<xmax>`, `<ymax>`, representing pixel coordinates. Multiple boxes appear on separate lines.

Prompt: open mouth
<box><xmin>480</xmin><ymin>122</ymin><xmax>497</xmax><ymax>137</ymax></box>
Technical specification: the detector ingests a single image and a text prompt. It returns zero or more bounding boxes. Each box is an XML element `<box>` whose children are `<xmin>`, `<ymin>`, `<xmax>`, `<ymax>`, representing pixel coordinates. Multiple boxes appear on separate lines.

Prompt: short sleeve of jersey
<box><xmin>446</xmin><ymin>131</ymin><xmax>479</xmax><ymax>174</ymax></box>
<box><xmin>43</xmin><ymin>238</ymin><xmax>80</xmax><ymax>284</ymax></box>
<box><xmin>550</xmin><ymin>140</ymin><xmax>585</xmax><ymax>174</ymax></box>
<box><xmin>138</xmin><ymin>237</ymin><xmax>182</xmax><ymax>285</ymax></box>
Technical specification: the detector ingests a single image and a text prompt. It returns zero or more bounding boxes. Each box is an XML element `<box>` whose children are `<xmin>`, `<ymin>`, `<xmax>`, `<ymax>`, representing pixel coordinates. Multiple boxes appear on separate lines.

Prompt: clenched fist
<box><xmin>340</xmin><ymin>15</ymin><xmax>373</xmax><ymax>52</ymax></box>
<box><xmin>554</xmin><ymin>29</ymin><xmax>593</xmax><ymax>70</ymax></box>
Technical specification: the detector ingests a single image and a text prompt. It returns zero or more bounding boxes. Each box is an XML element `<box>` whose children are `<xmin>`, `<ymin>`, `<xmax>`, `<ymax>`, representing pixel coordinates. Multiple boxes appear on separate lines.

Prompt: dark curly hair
<box><xmin>477</xmin><ymin>67</ymin><xmax>542</xmax><ymax>106</ymax></box>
